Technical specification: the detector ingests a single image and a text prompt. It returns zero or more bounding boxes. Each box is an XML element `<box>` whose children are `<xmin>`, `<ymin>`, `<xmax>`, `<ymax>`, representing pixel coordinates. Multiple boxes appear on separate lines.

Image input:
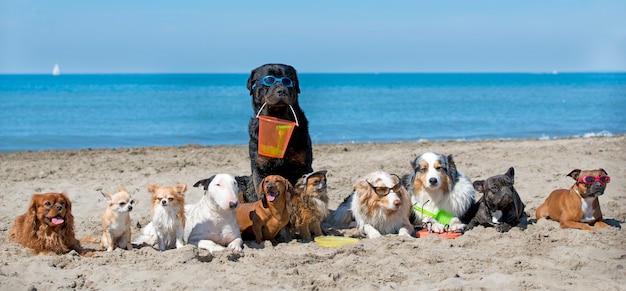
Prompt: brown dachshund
<box><xmin>236</xmin><ymin>175</ymin><xmax>294</xmax><ymax>243</ymax></box>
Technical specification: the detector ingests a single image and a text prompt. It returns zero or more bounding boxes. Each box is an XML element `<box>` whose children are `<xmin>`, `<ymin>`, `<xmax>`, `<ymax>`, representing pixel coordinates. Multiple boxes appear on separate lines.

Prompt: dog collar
<box><xmin>413</xmin><ymin>205</ymin><xmax>454</xmax><ymax>225</ymax></box>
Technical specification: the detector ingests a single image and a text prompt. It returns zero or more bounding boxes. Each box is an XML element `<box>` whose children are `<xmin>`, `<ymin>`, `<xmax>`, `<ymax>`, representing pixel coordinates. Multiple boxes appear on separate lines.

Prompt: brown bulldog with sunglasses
<box><xmin>536</xmin><ymin>168</ymin><xmax>612</xmax><ymax>231</ymax></box>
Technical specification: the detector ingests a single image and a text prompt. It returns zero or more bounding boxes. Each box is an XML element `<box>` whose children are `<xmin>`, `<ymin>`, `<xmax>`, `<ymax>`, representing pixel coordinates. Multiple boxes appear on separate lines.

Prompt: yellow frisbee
<box><xmin>314</xmin><ymin>236</ymin><xmax>359</xmax><ymax>247</ymax></box>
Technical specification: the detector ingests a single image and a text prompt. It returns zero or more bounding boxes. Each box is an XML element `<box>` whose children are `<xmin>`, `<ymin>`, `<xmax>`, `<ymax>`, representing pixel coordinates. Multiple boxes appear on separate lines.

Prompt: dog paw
<box><xmin>228</xmin><ymin>239</ymin><xmax>244</xmax><ymax>253</ymax></box>
<box><xmin>496</xmin><ymin>224</ymin><xmax>512</xmax><ymax>232</ymax></box>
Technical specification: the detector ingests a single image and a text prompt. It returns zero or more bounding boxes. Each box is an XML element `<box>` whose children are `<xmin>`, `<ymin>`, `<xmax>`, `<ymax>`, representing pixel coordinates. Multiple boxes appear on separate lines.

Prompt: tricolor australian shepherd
<box><xmin>402</xmin><ymin>152</ymin><xmax>475</xmax><ymax>232</ymax></box>
<box><xmin>332</xmin><ymin>171</ymin><xmax>414</xmax><ymax>239</ymax></box>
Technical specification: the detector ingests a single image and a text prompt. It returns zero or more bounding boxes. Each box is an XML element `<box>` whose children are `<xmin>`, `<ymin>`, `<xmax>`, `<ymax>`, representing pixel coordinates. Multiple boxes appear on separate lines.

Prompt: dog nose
<box><xmin>128</xmin><ymin>205</ymin><xmax>133</xmax><ymax>211</ymax></box>
<box><xmin>229</xmin><ymin>201</ymin><xmax>238</xmax><ymax>209</ymax></box>
<box><xmin>161</xmin><ymin>200</ymin><xmax>167</xmax><ymax>205</ymax></box>
<box><xmin>55</xmin><ymin>205</ymin><xmax>63</xmax><ymax>211</ymax></box>
<box><xmin>429</xmin><ymin>178</ymin><xmax>438</xmax><ymax>185</ymax></box>
<box><xmin>393</xmin><ymin>199</ymin><xmax>401</xmax><ymax>207</ymax></box>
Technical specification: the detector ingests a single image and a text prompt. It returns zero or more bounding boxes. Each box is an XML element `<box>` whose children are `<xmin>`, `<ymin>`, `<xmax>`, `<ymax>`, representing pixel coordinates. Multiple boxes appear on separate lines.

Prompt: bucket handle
<box><xmin>255</xmin><ymin>102</ymin><xmax>299</xmax><ymax>126</ymax></box>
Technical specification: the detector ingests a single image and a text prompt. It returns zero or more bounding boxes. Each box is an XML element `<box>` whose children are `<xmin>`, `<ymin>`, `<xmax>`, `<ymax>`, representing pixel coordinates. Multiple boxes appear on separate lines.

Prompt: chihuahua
<box><xmin>100</xmin><ymin>186</ymin><xmax>135</xmax><ymax>251</ymax></box>
<box><xmin>147</xmin><ymin>183</ymin><xmax>186</xmax><ymax>250</ymax></box>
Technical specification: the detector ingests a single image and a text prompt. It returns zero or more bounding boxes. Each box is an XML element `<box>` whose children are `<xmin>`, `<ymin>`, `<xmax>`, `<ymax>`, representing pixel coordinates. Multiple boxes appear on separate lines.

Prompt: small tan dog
<box><xmin>288</xmin><ymin>170</ymin><xmax>329</xmax><ymax>241</ymax></box>
<box><xmin>100</xmin><ymin>186</ymin><xmax>135</xmax><ymax>252</ymax></box>
<box><xmin>536</xmin><ymin>168</ymin><xmax>611</xmax><ymax>231</ymax></box>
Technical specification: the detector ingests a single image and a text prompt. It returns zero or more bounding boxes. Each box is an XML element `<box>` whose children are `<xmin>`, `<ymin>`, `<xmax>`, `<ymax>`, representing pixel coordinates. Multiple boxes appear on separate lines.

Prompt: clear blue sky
<box><xmin>1</xmin><ymin>0</ymin><xmax>625</xmax><ymax>74</ymax></box>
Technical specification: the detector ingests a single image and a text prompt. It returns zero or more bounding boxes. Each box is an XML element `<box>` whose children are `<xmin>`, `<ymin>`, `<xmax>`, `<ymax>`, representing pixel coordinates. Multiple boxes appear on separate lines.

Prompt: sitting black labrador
<box><xmin>468</xmin><ymin>167</ymin><xmax>525</xmax><ymax>232</ymax></box>
<box><xmin>237</xmin><ymin>64</ymin><xmax>313</xmax><ymax>203</ymax></box>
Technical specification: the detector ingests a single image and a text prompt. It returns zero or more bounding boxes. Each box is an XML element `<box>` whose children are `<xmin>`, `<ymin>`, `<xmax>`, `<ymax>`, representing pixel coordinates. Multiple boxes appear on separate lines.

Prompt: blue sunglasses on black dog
<box><xmin>252</xmin><ymin>75</ymin><xmax>294</xmax><ymax>89</ymax></box>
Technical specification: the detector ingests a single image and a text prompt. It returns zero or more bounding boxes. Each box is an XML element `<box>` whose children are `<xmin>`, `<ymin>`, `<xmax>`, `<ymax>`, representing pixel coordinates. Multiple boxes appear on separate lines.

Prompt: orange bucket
<box><xmin>257</xmin><ymin>116</ymin><xmax>296</xmax><ymax>158</ymax></box>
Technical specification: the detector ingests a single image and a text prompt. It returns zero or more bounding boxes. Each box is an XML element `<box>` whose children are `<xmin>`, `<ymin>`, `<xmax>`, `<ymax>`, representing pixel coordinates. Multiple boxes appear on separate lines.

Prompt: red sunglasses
<box><xmin>578</xmin><ymin>175</ymin><xmax>610</xmax><ymax>185</ymax></box>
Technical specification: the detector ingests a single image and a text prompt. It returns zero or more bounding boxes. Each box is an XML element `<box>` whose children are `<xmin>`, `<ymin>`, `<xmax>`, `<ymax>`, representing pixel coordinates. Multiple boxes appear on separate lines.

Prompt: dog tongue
<box><xmin>51</xmin><ymin>217</ymin><xmax>64</xmax><ymax>225</ymax></box>
<box><xmin>267</xmin><ymin>193</ymin><xmax>277</xmax><ymax>202</ymax></box>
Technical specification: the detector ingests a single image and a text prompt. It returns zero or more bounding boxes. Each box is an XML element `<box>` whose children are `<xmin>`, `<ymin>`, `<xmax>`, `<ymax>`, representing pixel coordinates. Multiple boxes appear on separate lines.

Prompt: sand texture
<box><xmin>1</xmin><ymin>136</ymin><xmax>625</xmax><ymax>290</ymax></box>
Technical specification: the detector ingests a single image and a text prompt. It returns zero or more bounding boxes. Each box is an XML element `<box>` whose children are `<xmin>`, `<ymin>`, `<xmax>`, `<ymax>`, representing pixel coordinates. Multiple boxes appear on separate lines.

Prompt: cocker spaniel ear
<box><xmin>61</xmin><ymin>192</ymin><xmax>72</xmax><ymax>213</ymax></box>
<box><xmin>25</xmin><ymin>195</ymin><xmax>40</xmax><ymax>231</ymax></box>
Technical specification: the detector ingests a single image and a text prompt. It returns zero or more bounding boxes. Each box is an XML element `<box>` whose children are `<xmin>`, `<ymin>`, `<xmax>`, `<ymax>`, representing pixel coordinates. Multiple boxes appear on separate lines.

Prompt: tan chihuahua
<box><xmin>100</xmin><ymin>186</ymin><xmax>135</xmax><ymax>251</ymax></box>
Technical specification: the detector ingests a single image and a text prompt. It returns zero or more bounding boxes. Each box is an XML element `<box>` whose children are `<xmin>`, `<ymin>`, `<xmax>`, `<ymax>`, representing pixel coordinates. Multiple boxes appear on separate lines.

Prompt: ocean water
<box><xmin>0</xmin><ymin>73</ymin><xmax>624</xmax><ymax>152</ymax></box>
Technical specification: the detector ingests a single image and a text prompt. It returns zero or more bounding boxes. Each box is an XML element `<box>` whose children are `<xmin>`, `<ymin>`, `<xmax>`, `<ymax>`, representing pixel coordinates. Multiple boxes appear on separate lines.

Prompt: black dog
<box><xmin>238</xmin><ymin>64</ymin><xmax>313</xmax><ymax>203</ymax></box>
<box><xmin>468</xmin><ymin>167</ymin><xmax>525</xmax><ymax>232</ymax></box>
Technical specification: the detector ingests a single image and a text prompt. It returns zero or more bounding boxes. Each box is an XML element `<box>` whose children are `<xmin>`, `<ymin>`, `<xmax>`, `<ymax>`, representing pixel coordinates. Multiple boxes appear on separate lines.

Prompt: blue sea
<box><xmin>1</xmin><ymin>73</ymin><xmax>624</xmax><ymax>153</ymax></box>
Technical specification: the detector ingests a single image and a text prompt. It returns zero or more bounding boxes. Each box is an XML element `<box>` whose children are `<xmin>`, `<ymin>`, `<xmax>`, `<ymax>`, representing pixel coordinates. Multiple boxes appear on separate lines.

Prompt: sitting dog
<box><xmin>288</xmin><ymin>170</ymin><xmax>330</xmax><ymax>241</ymax></box>
<box><xmin>133</xmin><ymin>183</ymin><xmax>186</xmax><ymax>250</ymax></box>
<box><xmin>467</xmin><ymin>167</ymin><xmax>525</xmax><ymax>232</ymax></box>
<box><xmin>9</xmin><ymin>192</ymin><xmax>96</xmax><ymax>256</ymax></box>
<box><xmin>536</xmin><ymin>168</ymin><xmax>611</xmax><ymax>231</ymax></box>
<box><xmin>236</xmin><ymin>175</ymin><xmax>294</xmax><ymax>243</ymax></box>
<box><xmin>402</xmin><ymin>152</ymin><xmax>475</xmax><ymax>232</ymax></box>
<box><xmin>239</xmin><ymin>64</ymin><xmax>313</xmax><ymax>202</ymax></box>
<box><xmin>332</xmin><ymin>171</ymin><xmax>414</xmax><ymax>239</ymax></box>
<box><xmin>186</xmin><ymin>174</ymin><xmax>243</xmax><ymax>253</ymax></box>
<box><xmin>100</xmin><ymin>186</ymin><xmax>135</xmax><ymax>251</ymax></box>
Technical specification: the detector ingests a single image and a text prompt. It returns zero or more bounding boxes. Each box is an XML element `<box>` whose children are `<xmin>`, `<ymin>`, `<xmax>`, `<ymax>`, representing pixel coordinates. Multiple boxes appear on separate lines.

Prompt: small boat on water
<box><xmin>52</xmin><ymin>64</ymin><xmax>60</xmax><ymax>76</ymax></box>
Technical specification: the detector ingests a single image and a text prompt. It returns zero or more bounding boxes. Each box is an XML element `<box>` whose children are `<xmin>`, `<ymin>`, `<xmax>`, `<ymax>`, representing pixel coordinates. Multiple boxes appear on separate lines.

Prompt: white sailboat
<box><xmin>52</xmin><ymin>63</ymin><xmax>60</xmax><ymax>76</ymax></box>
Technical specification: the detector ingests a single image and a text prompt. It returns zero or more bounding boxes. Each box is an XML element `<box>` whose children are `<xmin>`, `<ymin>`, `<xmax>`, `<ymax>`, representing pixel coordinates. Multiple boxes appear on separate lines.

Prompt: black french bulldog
<box><xmin>468</xmin><ymin>167</ymin><xmax>525</xmax><ymax>232</ymax></box>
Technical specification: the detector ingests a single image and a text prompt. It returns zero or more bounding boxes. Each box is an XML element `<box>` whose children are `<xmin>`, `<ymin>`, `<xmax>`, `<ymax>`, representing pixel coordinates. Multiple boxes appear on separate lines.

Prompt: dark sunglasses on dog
<box><xmin>366</xmin><ymin>174</ymin><xmax>402</xmax><ymax>197</ymax></box>
<box><xmin>578</xmin><ymin>175</ymin><xmax>610</xmax><ymax>185</ymax></box>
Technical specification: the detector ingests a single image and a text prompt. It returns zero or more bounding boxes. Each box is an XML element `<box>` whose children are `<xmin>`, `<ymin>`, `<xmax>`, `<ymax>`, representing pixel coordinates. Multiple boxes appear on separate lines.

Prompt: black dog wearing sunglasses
<box><xmin>236</xmin><ymin>64</ymin><xmax>313</xmax><ymax>203</ymax></box>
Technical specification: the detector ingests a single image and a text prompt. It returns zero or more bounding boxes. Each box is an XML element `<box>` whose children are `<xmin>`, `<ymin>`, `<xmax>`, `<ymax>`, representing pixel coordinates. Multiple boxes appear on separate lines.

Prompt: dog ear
<box><xmin>599</xmin><ymin>168</ymin><xmax>608</xmax><ymax>176</ymax></box>
<box><xmin>59</xmin><ymin>192</ymin><xmax>78</xmax><ymax>247</ymax></box>
<box><xmin>175</xmin><ymin>183</ymin><xmax>187</xmax><ymax>195</ymax></box>
<box><xmin>287</xmin><ymin>65</ymin><xmax>301</xmax><ymax>95</ymax></box>
<box><xmin>505</xmin><ymin>167</ymin><xmax>515</xmax><ymax>183</ymax></box>
<box><xmin>257</xmin><ymin>179</ymin><xmax>269</xmax><ymax>208</ymax></box>
<box><xmin>473</xmin><ymin>180</ymin><xmax>485</xmax><ymax>193</ymax></box>
<box><xmin>147</xmin><ymin>183</ymin><xmax>158</xmax><ymax>194</ymax></box>
<box><xmin>567</xmin><ymin>169</ymin><xmax>582</xmax><ymax>181</ymax></box>
<box><xmin>446</xmin><ymin>154</ymin><xmax>459</xmax><ymax>179</ymax></box>
<box><xmin>193</xmin><ymin>175</ymin><xmax>216</xmax><ymax>191</ymax></box>
<box><xmin>118</xmin><ymin>185</ymin><xmax>127</xmax><ymax>192</ymax></box>
<box><xmin>410</xmin><ymin>157</ymin><xmax>418</xmax><ymax>172</ymax></box>
<box><xmin>100</xmin><ymin>191</ymin><xmax>112</xmax><ymax>201</ymax></box>
<box><xmin>246</xmin><ymin>67</ymin><xmax>258</xmax><ymax>92</ymax></box>
<box><xmin>286</xmin><ymin>180</ymin><xmax>295</xmax><ymax>202</ymax></box>
<box><xmin>25</xmin><ymin>194</ymin><xmax>41</xmax><ymax>231</ymax></box>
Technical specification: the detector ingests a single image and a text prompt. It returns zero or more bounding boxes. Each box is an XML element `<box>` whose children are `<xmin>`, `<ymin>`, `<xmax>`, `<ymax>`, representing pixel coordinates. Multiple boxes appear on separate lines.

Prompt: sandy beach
<box><xmin>1</xmin><ymin>136</ymin><xmax>625</xmax><ymax>290</ymax></box>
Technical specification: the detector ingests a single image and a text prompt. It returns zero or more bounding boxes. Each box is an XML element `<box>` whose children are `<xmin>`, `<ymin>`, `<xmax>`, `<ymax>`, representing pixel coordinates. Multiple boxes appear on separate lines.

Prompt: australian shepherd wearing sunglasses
<box><xmin>402</xmin><ymin>152</ymin><xmax>476</xmax><ymax>233</ymax></box>
<box><xmin>536</xmin><ymin>168</ymin><xmax>612</xmax><ymax>231</ymax></box>
<box><xmin>237</xmin><ymin>64</ymin><xmax>313</xmax><ymax>203</ymax></box>
<box><xmin>332</xmin><ymin>171</ymin><xmax>414</xmax><ymax>239</ymax></box>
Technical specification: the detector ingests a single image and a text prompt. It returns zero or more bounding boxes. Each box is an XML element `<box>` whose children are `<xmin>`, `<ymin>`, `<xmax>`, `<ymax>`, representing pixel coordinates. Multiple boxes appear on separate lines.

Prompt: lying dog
<box><xmin>288</xmin><ymin>170</ymin><xmax>330</xmax><ymax>241</ymax></box>
<box><xmin>468</xmin><ymin>167</ymin><xmax>525</xmax><ymax>232</ymax></box>
<box><xmin>100</xmin><ymin>186</ymin><xmax>135</xmax><ymax>251</ymax></box>
<box><xmin>133</xmin><ymin>183</ymin><xmax>186</xmax><ymax>250</ymax></box>
<box><xmin>240</xmin><ymin>64</ymin><xmax>313</xmax><ymax>202</ymax></box>
<box><xmin>536</xmin><ymin>168</ymin><xmax>611</xmax><ymax>231</ymax></box>
<box><xmin>236</xmin><ymin>175</ymin><xmax>294</xmax><ymax>243</ymax></box>
<box><xmin>9</xmin><ymin>192</ymin><xmax>96</xmax><ymax>256</ymax></box>
<box><xmin>332</xmin><ymin>171</ymin><xmax>413</xmax><ymax>239</ymax></box>
<box><xmin>402</xmin><ymin>152</ymin><xmax>475</xmax><ymax>232</ymax></box>
<box><xmin>187</xmin><ymin>174</ymin><xmax>243</xmax><ymax>253</ymax></box>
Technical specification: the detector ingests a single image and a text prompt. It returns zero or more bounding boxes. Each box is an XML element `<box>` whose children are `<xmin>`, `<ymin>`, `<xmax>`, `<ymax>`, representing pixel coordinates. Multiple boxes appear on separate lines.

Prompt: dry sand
<box><xmin>1</xmin><ymin>136</ymin><xmax>625</xmax><ymax>290</ymax></box>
